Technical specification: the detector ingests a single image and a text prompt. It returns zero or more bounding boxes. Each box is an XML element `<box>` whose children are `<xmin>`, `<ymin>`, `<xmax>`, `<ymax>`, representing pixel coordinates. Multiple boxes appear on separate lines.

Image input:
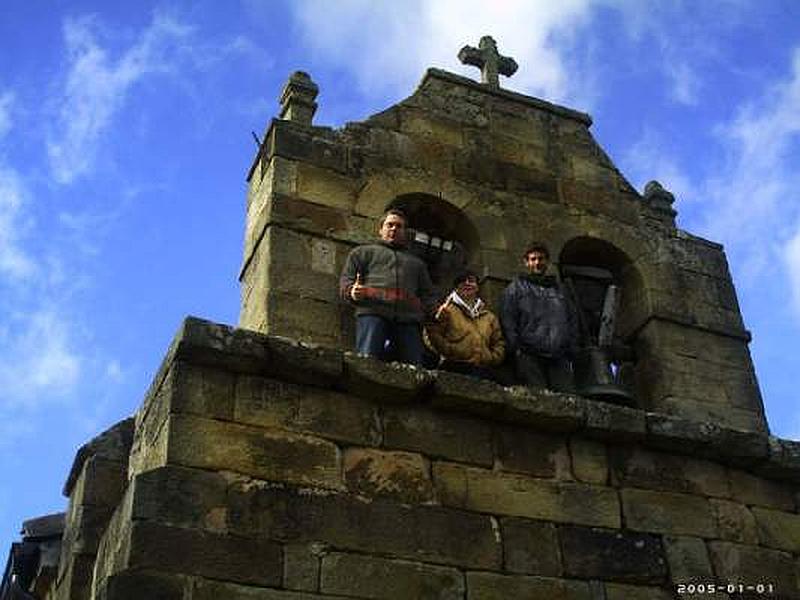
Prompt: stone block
<box><xmin>431</xmin><ymin>370</ymin><xmax>510</xmax><ymax>418</ymax></box>
<box><xmin>621</xmin><ymin>489</ymin><xmax>716</xmax><ymax>537</ymax></box>
<box><xmin>570</xmin><ymin>439</ymin><xmax>608</xmax><ymax>485</ymax></box>
<box><xmin>500</xmin><ymin>518</ymin><xmax>561</xmax><ymax>576</ymax></box>
<box><xmin>343</xmin><ymin>354</ymin><xmax>435</xmax><ymax>403</ymax></box>
<box><xmin>433</xmin><ymin>462</ymin><xmax>620</xmax><ymax>528</ymax></box>
<box><xmin>64</xmin><ymin>417</ymin><xmax>134</xmax><ymax>497</ymax></box>
<box><xmin>295</xmin><ymin>161</ymin><xmax>357</xmax><ymax>210</ymax></box>
<box><xmin>127</xmin><ymin>521</ymin><xmax>282</xmax><ymax>587</ymax></box>
<box><xmin>173</xmin><ymin>317</ymin><xmax>272</xmax><ymax>375</ymax></box>
<box><xmin>193</xmin><ymin>578</ymin><xmax>333</xmax><ymax>600</ymax></box>
<box><xmin>320</xmin><ymin>552</ymin><xmax>464</xmax><ymax>599</ymax></box>
<box><xmin>61</xmin><ymin>504</ymin><xmax>114</xmax><ymax>555</ymax></box>
<box><xmin>69</xmin><ymin>456</ymin><xmax>128</xmax><ymax>509</ymax></box>
<box><xmin>751</xmin><ymin>507</ymin><xmax>800</xmax><ymax>553</ymax></box>
<box><xmin>94</xmin><ymin>570</ymin><xmax>190</xmax><ymax>600</ymax></box>
<box><xmin>708</xmin><ymin>541</ymin><xmax>798</xmax><ymax>599</ymax></box>
<box><xmin>165</xmin><ymin>361</ymin><xmax>237</xmax><ymax>421</ymax></box>
<box><xmin>583</xmin><ymin>401</ymin><xmax>646</xmax><ymax>441</ymax></box>
<box><xmin>266</xmin><ymin>291</ymin><xmax>344</xmax><ymax>347</ymax></box>
<box><xmin>728</xmin><ymin>469</ymin><xmax>795</xmax><ymax>511</ymax></box>
<box><xmin>603</xmin><ymin>583</ymin><xmax>675</xmax><ymax>600</ymax></box>
<box><xmin>559</xmin><ymin>526</ymin><xmax>667</xmax><ymax>584</ymax></box>
<box><xmin>663</xmin><ymin>536</ymin><xmax>714</xmax><ymax>583</ymax></box>
<box><xmin>382</xmin><ymin>405</ymin><xmax>493</xmax><ymax>467</ymax></box>
<box><xmin>54</xmin><ymin>553</ymin><xmax>95</xmax><ymax>600</ymax></box>
<box><xmin>609</xmin><ymin>446</ymin><xmax>730</xmax><ymax>497</ymax></box>
<box><xmin>466</xmin><ymin>572</ymin><xmax>591</xmax><ymax>600</ymax></box>
<box><xmin>344</xmin><ymin>448</ymin><xmax>434</xmax><ymax>504</ymax></box>
<box><xmin>495</xmin><ymin>427</ymin><xmax>571</xmax><ymax>478</ymax></box>
<box><xmin>226</xmin><ymin>484</ymin><xmax>501</xmax><ymax>570</ymax></box>
<box><xmin>164</xmin><ymin>414</ymin><xmax>343</xmax><ymax>490</ymax></box>
<box><xmin>235</xmin><ymin>375</ymin><xmax>381</xmax><ymax>446</ymax></box>
<box><xmin>130</xmin><ymin>466</ymin><xmax>228</xmax><ymax>533</ymax></box>
<box><xmin>283</xmin><ymin>543</ymin><xmax>323</xmax><ymax>592</ymax></box>
<box><xmin>758</xmin><ymin>437</ymin><xmax>800</xmax><ymax>483</ymax></box>
<box><xmin>710</xmin><ymin>500</ymin><xmax>758</xmax><ymax>544</ymax></box>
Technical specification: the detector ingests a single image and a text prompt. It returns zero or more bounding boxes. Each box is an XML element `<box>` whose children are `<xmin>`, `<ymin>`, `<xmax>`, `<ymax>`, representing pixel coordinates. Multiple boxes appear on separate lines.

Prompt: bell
<box><xmin>574</xmin><ymin>346</ymin><xmax>635</xmax><ymax>406</ymax></box>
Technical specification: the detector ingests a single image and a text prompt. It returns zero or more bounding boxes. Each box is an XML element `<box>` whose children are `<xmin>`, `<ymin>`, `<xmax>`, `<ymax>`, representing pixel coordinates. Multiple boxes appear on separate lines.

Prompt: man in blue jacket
<box><xmin>500</xmin><ymin>242</ymin><xmax>578</xmax><ymax>392</ymax></box>
<box><xmin>340</xmin><ymin>209</ymin><xmax>438</xmax><ymax>366</ymax></box>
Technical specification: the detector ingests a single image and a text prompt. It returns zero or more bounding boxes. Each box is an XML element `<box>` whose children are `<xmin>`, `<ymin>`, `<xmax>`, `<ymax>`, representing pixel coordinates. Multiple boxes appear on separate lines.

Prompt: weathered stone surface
<box><xmin>466</xmin><ymin>572</ymin><xmax>591</xmax><ymax>600</ymax></box>
<box><xmin>758</xmin><ymin>437</ymin><xmax>800</xmax><ymax>483</ymax></box>
<box><xmin>433</xmin><ymin>462</ymin><xmax>620</xmax><ymax>527</ymax></box>
<box><xmin>68</xmin><ymin>456</ymin><xmax>128</xmax><ymax>510</ymax></box>
<box><xmin>431</xmin><ymin>370</ymin><xmax>510</xmax><ymax>418</ymax></box>
<box><xmin>644</xmin><ymin>413</ymin><xmax>715</xmax><ymax>454</ymax></box>
<box><xmin>343</xmin><ymin>354</ymin><xmax>435</xmax><ymax>403</ymax></box>
<box><xmin>609</xmin><ymin>446</ymin><xmax>730</xmax><ymax>497</ymax></box>
<box><xmin>165</xmin><ymin>414</ymin><xmax>343</xmax><ymax>490</ymax></box>
<box><xmin>569</xmin><ymin>439</ymin><xmax>608</xmax><ymax>484</ymax></box>
<box><xmin>663</xmin><ymin>536</ymin><xmax>714</xmax><ymax>583</ymax></box>
<box><xmin>710</xmin><ymin>499</ymin><xmax>758</xmax><ymax>544</ymax></box>
<box><xmin>194</xmin><ymin>577</ymin><xmax>343</xmax><ymax>600</ymax></box>
<box><xmin>167</xmin><ymin>361</ymin><xmax>236</xmax><ymax>421</ymax></box>
<box><xmin>129</xmin><ymin>466</ymin><xmax>228</xmax><ymax>533</ymax></box>
<box><xmin>501</xmin><ymin>518</ymin><xmax>561</xmax><ymax>576</ymax></box>
<box><xmin>559</xmin><ymin>526</ymin><xmax>667</xmax><ymax>584</ymax></box>
<box><xmin>283</xmin><ymin>543</ymin><xmax>324</xmax><ymax>592</ymax></box>
<box><xmin>621</xmin><ymin>489</ymin><xmax>716</xmax><ymax>537</ymax></box>
<box><xmin>344</xmin><ymin>448</ymin><xmax>433</xmax><ymax>503</ymax></box>
<box><xmin>603</xmin><ymin>583</ymin><xmax>675</xmax><ymax>600</ymax></box>
<box><xmin>64</xmin><ymin>417</ymin><xmax>134</xmax><ymax>496</ymax></box>
<box><xmin>227</xmin><ymin>484</ymin><xmax>501</xmax><ymax>570</ymax></box>
<box><xmin>236</xmin><ymin>375</ymin><xmax>381</xmax><ymax>446</ymax></box>
<box><xmin>728</xmin><ymin>468</ymin><xmax>796</xmax><ymax>511</ymax></box>
<box><xmin>583</xmin><ymin>401</ymin><xmax>646</xmax><ymax>441</ymax></box>
<box><xmin>495</xmin><ymin>427</ymin><xmax>571</xmax><ymax>478</ymax></box>
<box><xmin>382</xmin><ymin>404</ymin><xmax>493</xmax><ymax>467</ymax></box>
<box><xmin>708</xmin><ymin>542</ymin><xmax>799</xmax><ymax>599</ymax></box>
<box><xmin>127</xmin><ymin>521</ymin><xmax>282</xmax><ymax>586</ymax></box>
<box><xmin>751</xmin><ymin>507</ymin><xmax>800</xmax><ymax>553</ymax></box>
<box><xmin>321</xmin><ymin>552</ymin><xmax>464</xmax><ymax>599</ymax></box>
<box><xmin>94</xmin><ymin>570</ymin><xmax>190</xmax><ymax>600</ymax></box>
<box><xmin>54</xmin><ymin>553</ymin><xmax>95</xmax><ymax>600</ymax></box>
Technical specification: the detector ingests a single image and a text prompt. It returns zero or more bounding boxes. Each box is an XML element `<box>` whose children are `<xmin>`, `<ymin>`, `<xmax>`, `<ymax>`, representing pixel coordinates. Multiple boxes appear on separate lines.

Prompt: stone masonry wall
<box><xmin>239</xmin><ymin>68</ymin><xmax>765</xmax><ymax>433</ymax></box>
<box><xmin>66</xmin><ymin>318</ymin><xmax>800</xmax><ymax>600</ymax></box>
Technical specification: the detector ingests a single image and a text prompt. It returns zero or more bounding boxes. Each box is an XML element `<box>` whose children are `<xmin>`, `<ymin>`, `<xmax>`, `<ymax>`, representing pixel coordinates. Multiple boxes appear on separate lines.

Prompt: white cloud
<box><xmin>290</xmin><ymin>0</ymin><xmax>595</xmax><ymax>103</ymax></box>
<box><xmin>47</xmin><ymin>14</ymin><xmax>193</xmax><ymax>184</ymax></box>
<box><xmin>0</xmin><ymin>309</ymin><xmax>81</xmax><ymax>409</ymax></box>
<box><xmin>622</xmin><ymin>129</ymin><xmax>696</xmax><ymax>203</ymax></box>
<box><xmin>786</xmin><ymin>228</ymin><xmax>800</xmax><ymax>318</ymax></box>
<box><xmin>0</xmin><ymin>165</ymin><xmax>36</xmax><ymax>280</ymax></box>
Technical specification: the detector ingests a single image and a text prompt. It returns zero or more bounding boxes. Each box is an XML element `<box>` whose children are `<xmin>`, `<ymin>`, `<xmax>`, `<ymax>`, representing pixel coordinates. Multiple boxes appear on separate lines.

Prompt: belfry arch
<box><xmin>387</xmin><ymin>193</ymin><xmax>481</xmax><ymax>296</ymax></box>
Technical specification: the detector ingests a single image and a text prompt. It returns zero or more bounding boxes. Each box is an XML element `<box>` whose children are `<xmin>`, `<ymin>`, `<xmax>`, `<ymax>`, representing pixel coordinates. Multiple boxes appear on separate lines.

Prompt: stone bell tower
<box><xmin>239</xmin><ymin>40</ymin><xmax>766</xmax><ymax>433</ymax></box>
<box><xmin>9</xmin><ymin>37</ymin><xmax>799</xmax><ymax>600</ymax></box>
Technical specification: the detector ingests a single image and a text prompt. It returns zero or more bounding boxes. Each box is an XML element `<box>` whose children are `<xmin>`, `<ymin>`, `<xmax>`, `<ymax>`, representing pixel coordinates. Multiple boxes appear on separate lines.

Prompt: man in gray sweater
<box><xmin>340</xmin><ymin>209</ymin><xmax>438</xmax><ymax>366</ymax></box>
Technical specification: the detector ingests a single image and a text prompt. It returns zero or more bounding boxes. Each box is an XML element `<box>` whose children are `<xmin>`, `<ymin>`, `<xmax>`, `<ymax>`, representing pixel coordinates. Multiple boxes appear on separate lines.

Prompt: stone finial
<box><xmin>643</xmin><ymin>180</ymin><xmax>677</xmax><ymax>221</ymax></box>
<box><xmin>458</xmin><ymin>36</ymin><xmax>518</xmax><ymax>88</ymax></box>
<box><xmin>279</xmin><ymin>71</ymin><xmax>319</xmax><ymax>126</ymax></box>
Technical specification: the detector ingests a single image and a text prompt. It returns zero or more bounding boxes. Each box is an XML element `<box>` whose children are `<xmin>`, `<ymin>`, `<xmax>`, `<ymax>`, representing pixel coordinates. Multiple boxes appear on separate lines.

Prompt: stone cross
<box><xmin>458</xmin><ymin>36</ymin><xmax>518</xmax><ymax>88</ymax></box>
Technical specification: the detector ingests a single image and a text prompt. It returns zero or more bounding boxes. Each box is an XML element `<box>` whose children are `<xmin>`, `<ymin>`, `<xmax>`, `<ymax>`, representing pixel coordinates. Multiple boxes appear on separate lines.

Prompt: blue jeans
<box><xmin>355</xmin><ymin>315</ymin><xmax>424</xmax><ymax>366</ymax></box>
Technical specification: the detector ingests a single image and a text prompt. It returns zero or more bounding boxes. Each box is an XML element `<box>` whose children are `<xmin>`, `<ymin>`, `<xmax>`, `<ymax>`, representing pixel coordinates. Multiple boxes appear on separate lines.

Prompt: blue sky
<box><xmin>1</xmin><ymin>1</ymin><xmax>799</xmax><ymax>551</ymax></box>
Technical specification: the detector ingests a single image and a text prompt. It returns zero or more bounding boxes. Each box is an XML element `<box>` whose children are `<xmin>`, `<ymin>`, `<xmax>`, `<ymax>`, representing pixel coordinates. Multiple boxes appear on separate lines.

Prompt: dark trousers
<box><xmin>514</xmin><ymin>351</ymin><xmax>575</xmax><ymax>393</ymax></box>
<box><xmin>355</xmin><ymin>315</ymin><xmax>424</xmax><ymax>366</ymax></box>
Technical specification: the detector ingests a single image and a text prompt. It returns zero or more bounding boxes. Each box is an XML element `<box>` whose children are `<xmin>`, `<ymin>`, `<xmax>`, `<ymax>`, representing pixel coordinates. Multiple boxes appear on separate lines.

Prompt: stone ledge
<box><xmin>145</xmin><ymin>317</ymin><xmax>799</xmax><ymax>486</ymax></box>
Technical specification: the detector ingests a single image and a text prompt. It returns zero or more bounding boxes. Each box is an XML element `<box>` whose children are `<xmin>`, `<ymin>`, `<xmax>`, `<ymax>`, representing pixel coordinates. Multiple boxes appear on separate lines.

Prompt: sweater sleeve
<box><xmin>340</xmin><ymin>248</ymin><xmax>363</xmax><ymax>303</ymax></box>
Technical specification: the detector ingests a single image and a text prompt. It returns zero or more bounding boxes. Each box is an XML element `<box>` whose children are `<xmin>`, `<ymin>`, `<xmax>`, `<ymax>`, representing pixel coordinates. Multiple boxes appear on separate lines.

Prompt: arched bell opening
<box><xmin>387</xmin><ymin>194</ymin><xmax>481</xmax><ymax>297</ymax></box>
<box><xmin>559</xmin><ymin>236</ymin><xmax>644</xmax><ymax>406</ymax></box>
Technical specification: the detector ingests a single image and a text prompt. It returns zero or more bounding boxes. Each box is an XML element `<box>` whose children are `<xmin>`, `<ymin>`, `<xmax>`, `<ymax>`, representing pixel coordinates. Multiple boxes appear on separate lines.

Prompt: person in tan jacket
<box><xmin>426</xmin><ymin>271</ymin><xmax>507</xmax><ymax>382</ymax></box>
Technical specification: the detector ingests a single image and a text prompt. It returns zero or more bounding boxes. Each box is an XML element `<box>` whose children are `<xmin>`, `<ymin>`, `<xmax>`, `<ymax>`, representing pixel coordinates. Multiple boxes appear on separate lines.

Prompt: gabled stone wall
<box><xmin>51</xmin><ymin>318</ymin><xmax>799</xmax><ymax>599</ymax></box>
<box><xmin>239</xmin><ymin>67</ymin><xmax>765</xmax><ymax>432</ymax></box>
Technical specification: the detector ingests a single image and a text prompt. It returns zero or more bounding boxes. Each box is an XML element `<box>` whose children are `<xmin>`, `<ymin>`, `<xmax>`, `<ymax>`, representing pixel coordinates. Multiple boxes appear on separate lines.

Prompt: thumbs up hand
<box><xmin>350</xmin><ymin>272</ymin><xmax>365</xmax><ymax>302</ymax></box>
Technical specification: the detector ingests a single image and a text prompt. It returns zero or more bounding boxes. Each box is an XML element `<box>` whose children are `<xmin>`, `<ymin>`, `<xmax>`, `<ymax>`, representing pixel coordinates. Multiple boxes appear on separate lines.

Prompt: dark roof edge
<box><xmin>419</xmin><ymin>68</ymin><xmax>593</xmax><ymax>126</ymax></box>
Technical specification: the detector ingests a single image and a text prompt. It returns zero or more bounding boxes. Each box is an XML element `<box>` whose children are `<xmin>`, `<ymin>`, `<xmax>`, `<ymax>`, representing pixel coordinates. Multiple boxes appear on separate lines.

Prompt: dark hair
<box><xmin>453</xmin><ymin>270</ymin><xmax>479</xmax><ymax>287</ymax></box>
<box><xmin>380</xmin><ymin>208</ymin><xmax>408</xmax><ymax>226</ymax></box>
<box><xmin>524</xmin><ymin>242</ymin><xmax>550</xmax><ymax>259</ymax></box>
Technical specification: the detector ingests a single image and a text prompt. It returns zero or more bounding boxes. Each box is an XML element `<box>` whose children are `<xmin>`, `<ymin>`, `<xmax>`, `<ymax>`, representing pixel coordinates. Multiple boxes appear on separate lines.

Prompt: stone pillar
<box><xmin>279</xmin><ymin>71</ymin><xmax>318</xmax><ymax>126</ymax></box>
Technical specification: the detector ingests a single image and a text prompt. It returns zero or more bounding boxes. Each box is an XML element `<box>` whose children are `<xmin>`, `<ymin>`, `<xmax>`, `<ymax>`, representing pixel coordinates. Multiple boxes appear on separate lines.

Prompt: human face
<box><xmin>379</xmin><ymin>214</ymin><xmax>406</xmax><ymax>245</ymax></box>
<box><xmin>456</xmin><ymin>276</ymin><xmax>479</xmax><ymax>300</ymax></box>
<box><xmin>525</xmin><ymin>251</ymin><xmax>549</xmax><ymax>275</ymax></box>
